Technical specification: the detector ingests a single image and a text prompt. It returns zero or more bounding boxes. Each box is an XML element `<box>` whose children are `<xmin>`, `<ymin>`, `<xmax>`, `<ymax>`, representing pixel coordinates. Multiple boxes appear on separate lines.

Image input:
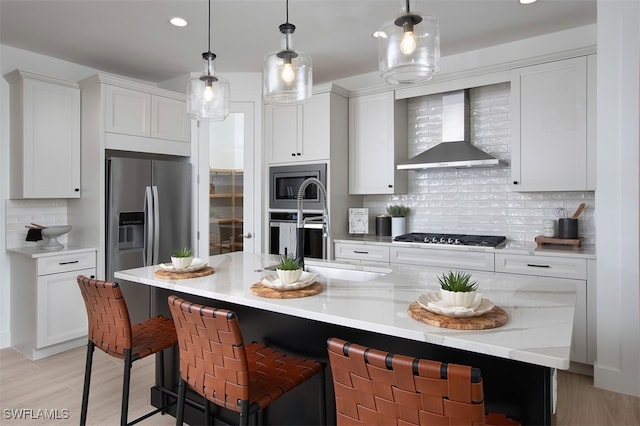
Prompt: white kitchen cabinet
<box><xmin>510</xmin><ymin>55</ymin><xmax>596</xmax><ymax>191</ymax></box>
<box><xmin>81</xmin><ymin>74</ymin><xmax>190</xmax><ymax>157</ymax></box>
<box><xmin>4</xmin><ymin>69</ymin><xmax>81</xmax><ymax>199</ymax></box>
<box><xmin>390</xmin><ymin>246</ymin><xmax>495</xmax><ymax>272</ymax></box>
<box><xmin>349</xmin><ymin>91</ymin><xmax>408</xmax><ymax>194</ymax></box>
<box><xmin>495</xmin><ymin>253</ymin><xmax>590</xmax><ymax>364</ymax></box>
<box><xmin>334</xmin><ymin>242</ymin><xmax>390</xmax><ymax>264</ymax></box>
<box><xmin>9</xmin><ymin>247</ymin><xmax>96</xmax><ymax>360</ymax></box>
<box><xmin>265</xmin><ymin>89</ymin><xmax>340</xmax><ymax>164</ymax></box>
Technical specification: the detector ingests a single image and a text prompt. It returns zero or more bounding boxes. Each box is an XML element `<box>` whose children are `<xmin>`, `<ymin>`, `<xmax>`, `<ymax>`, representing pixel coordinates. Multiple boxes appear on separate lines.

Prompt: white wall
<box><xmin>594</xmin><ymin>0</ymin><xmax>640</xmax><ymax>398</ymax></box>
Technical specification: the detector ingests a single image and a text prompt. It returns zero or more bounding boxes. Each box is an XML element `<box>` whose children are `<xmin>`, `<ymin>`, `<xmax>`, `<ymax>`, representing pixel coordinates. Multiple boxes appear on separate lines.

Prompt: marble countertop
<box><xmin>8</xmin><ymin>245</ymin><xmax>97</xmax><ymax>258</ymax></box>
<box><xmin>333</xmin><ymin>234</ymin><xmax>596</xmax><ymax>259</ymax></box>
<box><xmin>115</xmin><ymin>252</ymin><xmax>576</xmax><ymax>370</ymax></box>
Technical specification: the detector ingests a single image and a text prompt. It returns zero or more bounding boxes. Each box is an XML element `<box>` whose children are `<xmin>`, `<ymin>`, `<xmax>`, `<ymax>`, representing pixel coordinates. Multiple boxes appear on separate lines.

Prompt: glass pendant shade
<box><xmin>188</xmin><ymin>52</ymin><xmax>229</xmax><ymax>121</ymax></box>
<box><xmin>263</xmin><ymin>23</ymin><xmax>312</xmax><ymax>105</ymax></box>
<box><xmin>378</xmin><ymin>6</ymin><xmax>440</xmax><ymax>84</ymax></box>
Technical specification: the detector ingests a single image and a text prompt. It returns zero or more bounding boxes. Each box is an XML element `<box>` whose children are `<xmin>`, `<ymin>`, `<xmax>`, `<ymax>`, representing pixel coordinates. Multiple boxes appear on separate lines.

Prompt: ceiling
<box><xmin>0</xmin><ymin>0</ymin><xmax>596</xmax><ymax>85</ymax></box>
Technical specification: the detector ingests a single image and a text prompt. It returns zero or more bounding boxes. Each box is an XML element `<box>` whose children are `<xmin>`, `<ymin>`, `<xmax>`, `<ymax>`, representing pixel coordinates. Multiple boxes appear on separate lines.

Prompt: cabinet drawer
<box><xmin>335</xmin><ymin>243</ymin><xmax>390</xmax><ymax>263</ymax></box>
<box><xmin>495</xmin><ymin>254</ymin><xmax>587</xmax><ymax>280</ymax></box>
<box><xmin>37</xmin><ymin>251</ymin><xmax>96</xmax><ymax>276</ymax></box>
<box><xmin>390</xmin><ymin>247</ymin><xmax>495</xmax><ymax>272</ymax></box>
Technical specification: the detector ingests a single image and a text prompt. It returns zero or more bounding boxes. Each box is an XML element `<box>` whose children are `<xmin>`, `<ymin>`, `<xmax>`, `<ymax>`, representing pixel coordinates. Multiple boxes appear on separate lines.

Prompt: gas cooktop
<box><xmin>393</xmin><ymin>233</ymin><xmax>507</xmax><ymax>248</ymax></box>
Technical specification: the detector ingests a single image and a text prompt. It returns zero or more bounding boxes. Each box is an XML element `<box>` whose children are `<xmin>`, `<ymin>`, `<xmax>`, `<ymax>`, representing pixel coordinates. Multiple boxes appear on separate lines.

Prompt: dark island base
<box><xmin>150</xmin><ymin>288</ymin><xmax>554</xmax><ymax>425</ymax></box>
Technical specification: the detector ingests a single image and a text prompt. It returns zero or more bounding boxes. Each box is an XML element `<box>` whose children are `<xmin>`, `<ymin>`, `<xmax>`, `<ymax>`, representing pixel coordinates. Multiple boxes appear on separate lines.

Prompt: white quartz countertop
<box><xmin>8</xmin><ymin>245</ymin><xmax>97</xmax><ymax>258</ymax></box>
<box><xmin>115</xmin><ymin>252</ymin><xmax>576</xmax><ymax>370</ymax></box>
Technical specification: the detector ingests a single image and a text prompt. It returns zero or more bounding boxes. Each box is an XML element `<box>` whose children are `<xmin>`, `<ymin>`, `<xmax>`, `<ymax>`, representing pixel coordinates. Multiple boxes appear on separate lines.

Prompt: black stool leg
<box><xmin>80</xmin><ymin>341</ymin><xmax>95</xmax><ymax>426</ymax></box>
<box><xmin>175</xmin><ymin>379</ymin><xmax>186</xmax><ymax>425</ymax></box>
<box><xmin>121</xmin><ymin>349</ymin><xmax>132</xmax><ymax>426</ymax></box>
<box><xmin>318</xmin><ymin>368</ymin><xmax>326</xmax><ymax>425</ymax></box>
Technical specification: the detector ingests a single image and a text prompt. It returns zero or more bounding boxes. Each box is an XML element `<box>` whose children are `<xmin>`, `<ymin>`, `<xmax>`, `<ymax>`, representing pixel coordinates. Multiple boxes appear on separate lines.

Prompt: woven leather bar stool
<box><xmin>76</xmin><ymin>275</ymin><xmax>178</xmax><ymax>426</ymax></box>
<box><xmin>167</xmin><ymin>295</ymin><xmax>326</xmax><ymax>426</ymax></box>
<box><xmin>327</xmin><ymin>337</ymin><xmax>520</xmax><ymax>426</ymax></box>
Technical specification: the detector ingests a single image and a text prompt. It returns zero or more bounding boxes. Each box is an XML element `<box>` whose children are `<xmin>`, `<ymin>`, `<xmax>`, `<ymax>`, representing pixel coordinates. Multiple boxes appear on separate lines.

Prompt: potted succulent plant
<box><xmin>171</xmin><ymin>247</ymin><xmax>193</xmax><ymax>269</ymax></box>
<box><xmin>276</xmin><ymin>254</ymin><xmax>303</xmax><ymax>284</ymax></box>
<box><xmin>437</xmin><ymin>270</ymin><xmax>478</xmax><ymax>307</ymax></box>
<box><xmin>386</xmin><ymin>205</ymin><xmax>410</xmax><ymax>237</ymax></box>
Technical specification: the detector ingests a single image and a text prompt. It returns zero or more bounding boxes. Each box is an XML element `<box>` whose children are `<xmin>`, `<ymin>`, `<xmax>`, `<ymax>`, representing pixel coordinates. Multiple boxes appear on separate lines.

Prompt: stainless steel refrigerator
<box><xmin>106</xmin><ymin>156</ymin><xmax>191</xmax><ymax>322</ymax></box>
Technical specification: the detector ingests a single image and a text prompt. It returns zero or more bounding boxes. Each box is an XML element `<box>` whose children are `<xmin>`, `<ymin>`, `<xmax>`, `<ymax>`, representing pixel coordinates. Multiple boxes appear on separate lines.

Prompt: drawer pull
<box><xmin>353</xmin><ymin>250</ymin><xmax>369</xmax><ymax>254</ymax></box>
<box><xmin>527</xmin><ymin>263</ymin><xmax>550</xmax><ymax>268</ymax></box>
<box><xmin>59</xmin><ymin>260</ymin><xmax>80</xmax><ymax>265</ymax></box>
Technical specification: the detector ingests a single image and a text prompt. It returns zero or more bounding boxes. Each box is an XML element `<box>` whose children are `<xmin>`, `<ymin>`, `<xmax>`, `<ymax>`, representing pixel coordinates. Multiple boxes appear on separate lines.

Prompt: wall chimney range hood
<box><xmin>397</xmin><ymin>90</ymin><xmax>505</xmax><ymax>170</ymax></box>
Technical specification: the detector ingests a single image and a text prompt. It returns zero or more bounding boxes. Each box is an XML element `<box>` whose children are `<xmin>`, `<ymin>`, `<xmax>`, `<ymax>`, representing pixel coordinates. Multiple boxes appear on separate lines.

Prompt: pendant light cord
<box><xmin>286</xmin><ymin>0</ymin><xmax>289</xmax><ymax>24</ymax></box>
<box><xmin>405</xmin><ymin>0</ymin><xmax>411</xmax><ymax>13</ymax></box>
<box><xmin>208</xmin><ymin>0</ymin><xmax>211</xmax><ymax>52</ymax></box>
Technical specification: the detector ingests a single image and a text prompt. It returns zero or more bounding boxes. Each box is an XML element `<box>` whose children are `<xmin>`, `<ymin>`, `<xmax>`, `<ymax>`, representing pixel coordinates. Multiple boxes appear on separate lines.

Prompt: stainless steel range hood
<box><xmin>397</xmin><ymin>90</ymin><xmax>505</xmax><ymax>170</ymax></box>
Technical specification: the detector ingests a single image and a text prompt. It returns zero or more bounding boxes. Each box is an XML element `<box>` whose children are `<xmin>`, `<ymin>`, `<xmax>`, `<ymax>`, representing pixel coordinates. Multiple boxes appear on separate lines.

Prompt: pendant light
<box><xmin>263</xmin><ymin>0</ymin><xmax>312</xmax><ymax>105</ymax></box>
<box><xmin>378</xmin><ymin>0</ymin><xmax>440</xmax><ymax>84</ymax></box>
<box><xmin>187</xmin><ymin>0</ymin><xmax>229</xmax><ymax>121</ymax></box>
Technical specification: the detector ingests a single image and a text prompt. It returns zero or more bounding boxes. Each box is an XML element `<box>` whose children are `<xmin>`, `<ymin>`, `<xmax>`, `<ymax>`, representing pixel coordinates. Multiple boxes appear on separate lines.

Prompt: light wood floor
<box><xmin>1</xmin><ymin>345</ymin><xmax>639</xmax><ymax>425</ymax></box>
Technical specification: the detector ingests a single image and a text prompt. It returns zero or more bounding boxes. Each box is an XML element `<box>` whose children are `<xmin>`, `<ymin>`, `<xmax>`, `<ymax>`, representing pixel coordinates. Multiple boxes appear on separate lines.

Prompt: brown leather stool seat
<box><xmin>76</xmin><ymin>275</ymin><xmax>178</xmax><ymax>426</ymax></box>
<box><xmin>327</xmin><ymin>337</ymin><xmax>520</xmax><ymax>426</ymax></box>
<box><xmin>168</xmin><ymin>295</ymin><xmax>326</xmax><ymax>425</ymax></box>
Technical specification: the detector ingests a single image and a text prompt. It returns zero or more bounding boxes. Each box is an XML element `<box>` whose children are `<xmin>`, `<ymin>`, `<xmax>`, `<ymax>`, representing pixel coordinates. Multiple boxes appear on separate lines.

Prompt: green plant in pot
<box><xmin>171</xmin><ymin>247</ymin><xmax>193</xmax><ymax>269</ymax></box>
<box><xmin>276</xmin><ymin>254</ymin><xmax>303</xmax><ymax>284</ymax></box>
<box><xmin>386</xmin><ymin>205</ymin><xmax>410</xmax><ymax>237</ymax></box>
<box><xmin>386</xmin><ymin>205</ymin><xmax>410</xmax><ymax>217</ymax></box>
<box><xmin>437</xmin><ymin>270</ymin><xmax>478</xmax><ymax>307</ymax></box>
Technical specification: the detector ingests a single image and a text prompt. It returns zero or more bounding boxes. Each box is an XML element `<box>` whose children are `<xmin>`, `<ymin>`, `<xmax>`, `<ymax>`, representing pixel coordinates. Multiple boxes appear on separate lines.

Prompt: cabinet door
<box><xmin>151</xmin><ymin>95</ymin><xmax>190</xmax><ymax>142</ymax></box>
<box><xmin>104</xmin><ymin>84</ymin><xmax>151</xmax><ymax>137</ymax></box>
<box><xmin>10</xmin><ymin>74</ymin><xmax>81</xmax><ymax>198</ymax></box>
<box><xmin>511</xmin><ymin>57</ymin><xmax>588</xmax><ymax>191</ymax></box>
<box><xmin>265</xmin><ymin>104</ymin><xmax>301</xmax><ymax>163</ymax></box>
<box><xmin>36</xmin><ymin>268</ymin><xmax>92</xmax><ymax>348</ymax></box>
<box><xmin>301</xmin><ymin>93</ymin><xmax>331</xmax><ymax>161</ymax></box>
<box><xmin>349</xmin><ymin>92</ymin><xmax>406</xmax><ymax>194</ymax></box>
<box><xmin>335</xmin><ymin>242</ymin><xmax>390</xmax><ymax>264</ymax></box>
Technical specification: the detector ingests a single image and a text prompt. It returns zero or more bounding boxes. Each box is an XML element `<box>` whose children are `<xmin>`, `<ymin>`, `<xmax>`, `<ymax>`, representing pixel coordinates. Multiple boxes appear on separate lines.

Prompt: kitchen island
<box><xmin>115</xmin><ymin>252</ymin><xmax>576</xmax><ymax>425</ymax></box>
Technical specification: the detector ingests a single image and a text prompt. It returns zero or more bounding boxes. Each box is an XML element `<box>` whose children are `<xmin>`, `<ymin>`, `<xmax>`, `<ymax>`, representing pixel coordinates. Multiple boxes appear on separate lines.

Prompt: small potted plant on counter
<box><xmin>276</xmin><ymin>254</ymin><xmax>303</xmax><ymax>284</ymax></box>
<box><xmin>438</xmin><ymin>270</ymin><xmax>478</xmax><ymax>307</ymax></box>
<box><xmin>171</xmin><ymin>247</ymin><xmax>193</xmax><ymax>269</ymax></box>
<box><xmin>386</xmin><ymin>205</ymin><xmax>410</xmax><ymax>237</ymax></box>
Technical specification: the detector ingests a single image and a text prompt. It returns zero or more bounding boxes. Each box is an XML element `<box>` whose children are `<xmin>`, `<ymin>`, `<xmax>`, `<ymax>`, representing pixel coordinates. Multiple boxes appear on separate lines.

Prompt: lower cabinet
<box><xmin>495</xmin><ymin>253</ymin><xmax>592</xmax><ymax>365</ymax></box>
<box><xmin>334</xmin><ymin>242</ymin><xmax>390</xmax><ymax>264</ymax></box>
<box><xmin>10</xmin><ymin>248</ymin><xmax>96</xmax><ymax>360</ymax></box>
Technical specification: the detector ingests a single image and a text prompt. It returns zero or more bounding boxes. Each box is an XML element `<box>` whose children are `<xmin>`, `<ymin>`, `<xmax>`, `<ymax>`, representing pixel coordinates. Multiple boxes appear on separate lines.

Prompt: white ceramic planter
<box><xmin>391</xmin><ymin>217</ymin><xmax>405</xmax><ymax>238</ymax></box>
<box><xmin>171</xmin><ymin>256</ymin><xmax>193</xmax><ymax>269</ymax></box>
<box><xmin>440</xmin><ymin>289</ymin><xmax>477</xmax><ymax>308</ymax></box>
<box><xmin>276</xmin><ymin>268</ymin><xmax>303</xmax><ymax>284</ymax></box>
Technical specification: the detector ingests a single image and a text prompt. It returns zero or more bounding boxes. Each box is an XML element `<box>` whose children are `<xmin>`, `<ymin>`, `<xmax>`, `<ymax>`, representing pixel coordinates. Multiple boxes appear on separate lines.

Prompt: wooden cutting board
<box><xmin>153</xmin><ymin>266</ymin><xmax>215</xmax><ymax>280</ymax></box>
<box><xmin>250</xmin><ymin>282</ymin><xmax>323</xmax><ymax>299</ymax></box>
<box><xmin>407</xmin><ymin>301</ymin><xmax>508</xmax><ymax>330</ymax></box>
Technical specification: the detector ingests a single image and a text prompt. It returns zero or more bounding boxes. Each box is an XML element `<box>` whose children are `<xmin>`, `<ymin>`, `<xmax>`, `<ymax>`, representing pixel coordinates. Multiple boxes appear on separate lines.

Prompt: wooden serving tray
<box><xmin>535</xmin><ymin>235</ymin><xmax>582</xmax><ymax>248</ymax></box>
<box><xmin>154</xmin><ymin>266</ymin><xmax>215</xmax><ymax>280</ymax></box>
<box><xmin>250</xmin><ymin>282</ymin><xmax>323</xmax><ymax>299</ymax></box>
<box><xmin>407</xmin><ymin>302</ymin><xmax>508</xmax><ymax>330</ymax></box>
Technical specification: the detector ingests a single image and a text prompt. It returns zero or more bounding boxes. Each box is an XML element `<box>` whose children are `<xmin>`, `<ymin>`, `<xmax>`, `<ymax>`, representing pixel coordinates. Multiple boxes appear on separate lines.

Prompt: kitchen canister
<box><xmin>375</xmin><ymin>215</ymin><xmax>391</xmax><ymax>237</ymax></box>
<box><xmin>557</xmin><ymin>218</ymin><xmax>578</xmax><ymax>239</ymax></box>
<box><xmin>543</xmin><ymin>219</ymin><xmax>555</xmax><ymax>237</ymax></box>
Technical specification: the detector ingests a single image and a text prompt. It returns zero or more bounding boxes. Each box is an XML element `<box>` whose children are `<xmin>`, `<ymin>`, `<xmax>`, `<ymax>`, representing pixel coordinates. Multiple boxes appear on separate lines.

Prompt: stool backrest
<box><xmin>76</xmin><ymin>275</ymin><xmax>133</xmax><ymax>357</ymax></box>
<box><xmin>167</xmin><ymin>295</ymin><xmax>250</xmax><ymax>411</ymax></box>
<box><xmin>327</xmin><ymin>337</ymin><xmax>486</xmax><ymax>426</ymax></box>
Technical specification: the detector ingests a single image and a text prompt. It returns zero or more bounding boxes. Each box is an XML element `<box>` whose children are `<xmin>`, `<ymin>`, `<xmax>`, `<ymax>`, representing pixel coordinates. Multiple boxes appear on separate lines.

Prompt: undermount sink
<box><xmin>304</xmin><ymin>263</ymin><xmax>391</xmax><ymax>282</ymax></box>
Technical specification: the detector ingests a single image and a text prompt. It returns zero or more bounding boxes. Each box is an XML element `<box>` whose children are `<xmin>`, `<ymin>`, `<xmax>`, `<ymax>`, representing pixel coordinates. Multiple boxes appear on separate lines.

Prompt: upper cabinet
<box><xmin>265</xmin><ymin>86</ymin><xmax>346</xmax><ymax>164</ymax></box>
<box><xmin>510</xmin><ymin>55</ymin><xmax>596</xmax><ymax>191</ymax></box>
<box><xmin>5</xmin><ymin>70</ymin><xmax>81</xmax><ymax>199</ymax></box>
<box><xmin>349</xmin><ymin>91</ymin><xmax>408</xmax><ymax>195</ymax></box>
<box><xmin>80</xmin><ymin>74</ymin><xmax>190</xmax><ymax>157</ymax></box>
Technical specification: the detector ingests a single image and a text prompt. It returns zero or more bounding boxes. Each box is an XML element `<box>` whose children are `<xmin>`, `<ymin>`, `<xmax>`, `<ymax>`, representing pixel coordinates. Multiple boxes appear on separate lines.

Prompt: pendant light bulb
<box><xmin>203</xmin><ymin>82</ymin><xmax>215</xmax><ymax>101</ymax></box>
<box><xmin>281</xmin><ymin>61</ymin><xmax>295</xmax><ymax>83</ymax></box>
<box><xmin>400</xmin><ymin>30</ymin><xmax>417</xmax><ymax>54</ymax></box>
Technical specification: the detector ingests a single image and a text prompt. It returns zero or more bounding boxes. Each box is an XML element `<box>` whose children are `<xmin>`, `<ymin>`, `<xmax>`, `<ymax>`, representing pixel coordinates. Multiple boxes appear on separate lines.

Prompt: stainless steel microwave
<box><xmin>269</xmin><ymin>163</ymin><xmax>327</xmax><ymax>211</ymax></box>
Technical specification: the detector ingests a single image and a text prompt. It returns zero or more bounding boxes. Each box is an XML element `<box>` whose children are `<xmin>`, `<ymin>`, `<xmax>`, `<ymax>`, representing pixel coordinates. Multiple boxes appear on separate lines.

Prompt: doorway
<box><xmin>196</xmin><ymin>102</ymin><xmax>258</xmax><ymax>256</ymax></box>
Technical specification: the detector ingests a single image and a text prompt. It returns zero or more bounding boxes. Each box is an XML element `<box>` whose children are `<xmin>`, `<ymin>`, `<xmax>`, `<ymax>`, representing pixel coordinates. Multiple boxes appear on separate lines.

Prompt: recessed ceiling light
<box><xmin>372</xmin><ymin>31</ymin><xmax>388</xmax><ymax>39</ymax></box>
<box><xmin>520</xmin><ymin>0</ymin><xmax>537</xmax><ymax>4</ymax></box>
<box><xmin>170</xmin><ymin>17</ymin><xmax>188</xmax><ymax>27</ymax></box>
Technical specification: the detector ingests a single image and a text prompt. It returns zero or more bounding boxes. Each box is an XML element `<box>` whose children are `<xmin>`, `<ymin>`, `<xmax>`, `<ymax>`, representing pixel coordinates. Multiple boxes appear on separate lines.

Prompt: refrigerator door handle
<box><xmin>151</xmin><ymin>185</ymin><xmax>160</xmax><ymax>265</ymax></box>
<box><xmin>144</xmin><ymin>186</ymin><xmax>153</xmax><ymax>266</ymax></box>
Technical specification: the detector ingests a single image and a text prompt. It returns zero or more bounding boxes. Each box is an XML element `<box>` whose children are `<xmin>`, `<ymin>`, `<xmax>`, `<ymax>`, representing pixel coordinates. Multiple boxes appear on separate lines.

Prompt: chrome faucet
<box><xmin>296</xmin><ymin>177</ymin><xmax>329</xmax><ymax>268</ymax></box>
